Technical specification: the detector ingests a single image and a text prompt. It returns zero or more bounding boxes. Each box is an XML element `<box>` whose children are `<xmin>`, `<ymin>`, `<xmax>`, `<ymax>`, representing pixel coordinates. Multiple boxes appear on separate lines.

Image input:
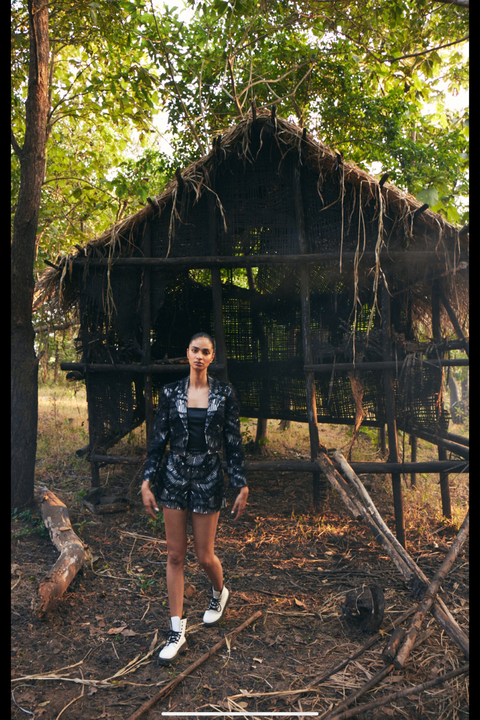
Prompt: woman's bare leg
<box><xmin>191</xmin><ymin>511</ymin><xmax>223</xmax><ymax>591</ymax></box>
<box><xmin>163</xmin><ymin>507</ymin><xmax>189</xmax><ymax>618</ymax></box>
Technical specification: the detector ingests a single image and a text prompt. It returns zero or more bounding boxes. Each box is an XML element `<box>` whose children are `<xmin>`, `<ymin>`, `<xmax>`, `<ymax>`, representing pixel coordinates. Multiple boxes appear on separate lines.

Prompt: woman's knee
<box><xmin>167</xmin><ymin>548</ymin><xmax>186</xmax><ymax>568</ymax></box>
<box><xmin>197</xmin><ymin>551</ymin><xmax>216</xmax><ymax>572</ymax></box>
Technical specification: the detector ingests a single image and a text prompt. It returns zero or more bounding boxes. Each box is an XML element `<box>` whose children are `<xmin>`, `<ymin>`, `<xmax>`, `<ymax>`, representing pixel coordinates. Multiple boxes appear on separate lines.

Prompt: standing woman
<box><xmin>141</xmin><ymin>333</ymin><xmax>249</xmax><ymax>665</ymax></box>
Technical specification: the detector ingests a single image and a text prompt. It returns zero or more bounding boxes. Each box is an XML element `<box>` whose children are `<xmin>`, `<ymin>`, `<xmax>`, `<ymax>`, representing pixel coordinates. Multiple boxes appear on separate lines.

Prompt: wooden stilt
<box><xmin>141</xmin><ymin>220</ymin><xmax>154</xmax><ymax>444</ymax></box>
<box><xmin>432</xmin><ymin>279</ymin><xmax>452</xmax><ymax>519</ymax></box>
<box><xmin>379</xmin><ymin>424</ymin><xmax>387</xmax><ymax>456</ymax></box>
<box><xmin>206</xmin><ymin>180</ymin><xmax>229</xmax><ymax>383</ymax></box>
<box><xmin>381</xmin><ymin>278</ymin><xmax>406</xmax><ymax>547</ymax></box>
<box><xmin>293</xmin><ymin>164</ymin><xmax>324</xmax><ymax>508</ymax></box>
<box><xmin>410</xmin><ymin>434</ymin><xmax>417</xmax><ymax>488</ymax></box>
<box><xmin>247</xmin><ymin>267</ymin><xmax>270</xmax><ymax>451</ymax></box>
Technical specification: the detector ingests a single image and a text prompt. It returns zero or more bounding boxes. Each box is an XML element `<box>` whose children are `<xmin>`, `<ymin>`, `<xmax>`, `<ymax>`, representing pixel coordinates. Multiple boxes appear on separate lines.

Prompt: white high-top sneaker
<box><xmin>203</xmin><ymin>586</ymin><xmax>230</xmax><ymax>626</ymax></box>
<box><xmin>158</xmin><ymin>617</ymin><xmax>187</xmax><ymax>665</ymax></box>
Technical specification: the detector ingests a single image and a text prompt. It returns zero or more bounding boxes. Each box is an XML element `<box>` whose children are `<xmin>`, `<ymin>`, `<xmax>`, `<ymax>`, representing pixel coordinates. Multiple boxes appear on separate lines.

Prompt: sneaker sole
<box><xmin>203</xmin><ymin>592</ymin><xmax>231</xmax><ymax>627</ymax></box>
<box><xmin>157</xmin><ymin>641</ymin><xmax>187</xmax><ymax>666</ymax></box>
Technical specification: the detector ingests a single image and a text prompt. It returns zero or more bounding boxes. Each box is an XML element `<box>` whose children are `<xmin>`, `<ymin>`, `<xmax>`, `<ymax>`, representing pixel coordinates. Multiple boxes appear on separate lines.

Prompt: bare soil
<box><xmin>11</xmin><ymin>384</ymin><xmax>469</xmax><ymax>719</ymax></box>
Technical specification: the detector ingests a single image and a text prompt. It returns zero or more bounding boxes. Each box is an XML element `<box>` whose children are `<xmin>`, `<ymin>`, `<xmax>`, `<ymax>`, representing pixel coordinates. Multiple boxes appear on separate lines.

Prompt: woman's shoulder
<box><xmin>161</xmin><ymin>377</ymin><xmax>188</xmax><ymax>397</ymax></box>
<box><xmin>209</xmin><ymin>376</ymin><xmax>236</xmax><ymax>396</ymax></box>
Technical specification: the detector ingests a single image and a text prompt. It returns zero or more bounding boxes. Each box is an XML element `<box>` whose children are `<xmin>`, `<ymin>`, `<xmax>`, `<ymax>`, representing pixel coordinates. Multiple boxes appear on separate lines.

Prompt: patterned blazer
<box><xmin>143</xmin><ymin>376</ymin><xmax>247</xmax><ymax>489</ymax></box>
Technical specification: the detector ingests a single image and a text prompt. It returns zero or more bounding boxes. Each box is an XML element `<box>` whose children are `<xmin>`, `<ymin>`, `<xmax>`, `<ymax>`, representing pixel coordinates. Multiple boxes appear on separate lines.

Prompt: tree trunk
<box><xmin>11</xmin><ymin>0</ymin><xmax>50</xmax><ymax>509</ymax></box>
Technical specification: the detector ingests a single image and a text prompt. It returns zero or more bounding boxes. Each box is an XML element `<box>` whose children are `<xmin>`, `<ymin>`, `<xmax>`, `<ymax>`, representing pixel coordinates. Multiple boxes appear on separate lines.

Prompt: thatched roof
<box><xmin>36</xmin><ymin>111</ymin><xmax>468</xmax><ymax>330</ymax></box>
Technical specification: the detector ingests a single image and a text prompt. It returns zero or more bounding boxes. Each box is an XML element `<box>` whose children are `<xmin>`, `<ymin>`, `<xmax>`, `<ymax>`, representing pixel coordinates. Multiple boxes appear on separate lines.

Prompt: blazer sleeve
<box><xmin>223</xmin><ymin>385</ymin><xmax>247</xmax><ymax>489</ymax></box>
<box><xmin>143</xmin><ymin>387</ymin><xmax>171</xmax><ymax>484</ymax></box>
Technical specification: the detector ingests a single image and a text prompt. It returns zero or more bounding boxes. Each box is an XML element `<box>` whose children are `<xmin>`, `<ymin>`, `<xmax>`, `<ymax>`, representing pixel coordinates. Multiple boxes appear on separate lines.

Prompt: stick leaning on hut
<box><xmin>321</xmin><ymin>451</ymin><xmax>469</xmax><ymax>659</ymax></box>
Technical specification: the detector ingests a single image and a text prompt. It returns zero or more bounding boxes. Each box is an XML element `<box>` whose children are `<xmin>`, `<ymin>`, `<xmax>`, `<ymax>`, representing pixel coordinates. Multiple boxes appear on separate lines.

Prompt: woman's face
<box><xmin>187</xmin><ymin>336</ymin><xmax>215</xmax><ymax>371</ymax></box>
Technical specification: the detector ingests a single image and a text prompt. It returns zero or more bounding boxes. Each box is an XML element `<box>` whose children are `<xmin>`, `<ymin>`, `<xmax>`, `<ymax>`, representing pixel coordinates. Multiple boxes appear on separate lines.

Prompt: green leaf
<box><xmin>416</xmin><ymin>187</ymin><xmax>439</xmax><ymax>207</ymax></box>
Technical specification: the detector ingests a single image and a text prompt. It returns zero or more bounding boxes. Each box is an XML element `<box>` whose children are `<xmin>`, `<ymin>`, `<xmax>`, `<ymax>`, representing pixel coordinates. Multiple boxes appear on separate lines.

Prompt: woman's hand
<box><xmin>141</xmin><ymin>481</ymin><xmax>160</xmax><ymax>521</ymax></box>
<box><xmin>231</xmin><ymin>486</ymin><xmax>249</xmax><ymax>521</ymax></box>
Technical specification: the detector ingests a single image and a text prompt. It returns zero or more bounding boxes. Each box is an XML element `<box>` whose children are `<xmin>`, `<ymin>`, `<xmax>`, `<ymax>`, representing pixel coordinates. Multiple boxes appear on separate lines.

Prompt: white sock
<box><xmin>170</xmin><ymin>616</ymin><xmax>182</xmax><ymax>633</ymax></box>
<box><xmin>212</xmin><ymin>587</ymin><xmax>223</xmax><ymax>600</ymax></box>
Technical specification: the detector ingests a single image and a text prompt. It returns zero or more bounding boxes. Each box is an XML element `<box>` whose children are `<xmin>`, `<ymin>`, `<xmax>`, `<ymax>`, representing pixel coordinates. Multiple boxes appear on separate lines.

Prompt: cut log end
<box><xmin>33</xmin><ymin>488</ymin><xmax>86</xmax><ymax>617</ymax></box>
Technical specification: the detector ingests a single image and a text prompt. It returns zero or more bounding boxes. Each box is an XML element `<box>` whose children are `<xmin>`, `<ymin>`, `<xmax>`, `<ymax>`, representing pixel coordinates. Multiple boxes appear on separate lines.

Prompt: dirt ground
<box><xmin>11</xmin><ymin>389</ymin><xmax>469</xmax><ymax>720</ymax></box>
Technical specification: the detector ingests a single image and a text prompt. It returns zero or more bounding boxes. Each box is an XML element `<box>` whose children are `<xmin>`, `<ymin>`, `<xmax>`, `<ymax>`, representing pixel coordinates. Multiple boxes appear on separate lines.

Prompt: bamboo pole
<box><xmin>126</xmin><ymin>610</ymin><xmax>262</xmax><ymax>720</ymax></box>
<box><xmin>394</xmin><ymin>510</ymin><xmax>469</xmax><ymax>668</ymax></box>
<box><xmin>318</xmin><ymin>453</ymin><xmax>415</xmax><ymax>582</ymax></box>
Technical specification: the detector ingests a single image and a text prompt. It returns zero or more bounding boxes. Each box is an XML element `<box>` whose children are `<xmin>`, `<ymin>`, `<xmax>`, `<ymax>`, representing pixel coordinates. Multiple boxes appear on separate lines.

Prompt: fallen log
<box><xmin>394</xmin><ymin>510</ymin><xmax>469</xmax><ymax>668</ymax></box>
<box><xmin>331</xmin><ymin>451</ymin><xmax>469</xmax><ymax>659</ymax></box>
<box><xmin>32</xmin><ymin>488</ymin><xmax>86</xmax><ymax>617</ymax></box>
<box><xmin>126</xmin><ymin>610</ymin><xmax>262</xmax><ymax>720</ymax></box>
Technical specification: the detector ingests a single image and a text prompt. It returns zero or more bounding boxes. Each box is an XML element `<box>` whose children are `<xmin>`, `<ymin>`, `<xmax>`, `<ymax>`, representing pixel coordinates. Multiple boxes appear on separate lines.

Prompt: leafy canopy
<box><xmin>12</xmin><ymin>0</ymin><xmax>468</xmax><ymax>283</ymax></box>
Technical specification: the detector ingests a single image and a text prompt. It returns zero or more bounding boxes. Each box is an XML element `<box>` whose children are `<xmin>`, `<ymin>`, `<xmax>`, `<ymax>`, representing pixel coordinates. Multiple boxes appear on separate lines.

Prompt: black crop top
<box><xmin>186</xmin><ymin>407</ymin><xmax>207</xmax><ymax>451</ymax></box>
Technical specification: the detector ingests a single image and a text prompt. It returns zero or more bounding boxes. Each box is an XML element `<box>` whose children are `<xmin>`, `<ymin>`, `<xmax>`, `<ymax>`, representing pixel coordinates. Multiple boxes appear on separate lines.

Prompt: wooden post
<box><xmin>293</xmin><ymin>163</ymin><xmax>324</xmax><ymax>508</ymax></box>
<box><xmin>142</xmin><ymin>220</ymin><xmax>154</xmax><ymax>444</ymax></box>
<box><xmin>410</xmin><ymin>434</ymin><xmax>417</xmax><ymax>488</ymax></box>
<box><xmin>432</xmin><ymin>279</ymin><xmax>452</xmax><ymax>519</ymax></box>
<box><xmin>381</xmin><ymin>278</ymin><xmax>406</xmax><ymax>548</ymax></box>
<box><xmin>206</xmin><ymin>173</ymin><xmax>229</xmax><ymax>383</ymax></box>
<box><xmin>378</xmin><ymin>424</ymin><xmax>387</xmax><ymax>456</ymax></box>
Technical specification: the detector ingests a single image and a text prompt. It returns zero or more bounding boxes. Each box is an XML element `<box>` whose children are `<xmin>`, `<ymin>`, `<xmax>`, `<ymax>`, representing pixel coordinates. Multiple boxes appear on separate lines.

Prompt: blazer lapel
<box><xmin>176</xmin><ymin>377</ymin><xmax>189</xmax><ymax>435</ymax></box>
<box><xmin>205</xmin><ymin>376</ymin><xmax>222</xmax><ymax>433</ymax></box>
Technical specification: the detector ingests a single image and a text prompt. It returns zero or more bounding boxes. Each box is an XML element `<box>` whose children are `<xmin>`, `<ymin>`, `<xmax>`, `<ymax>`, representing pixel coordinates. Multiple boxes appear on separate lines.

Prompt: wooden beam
<box><xmin>68</xmin><ymin>250</ymin><xmax>469</xmax><ymax>268</ymax></box>
<box><xmin>60</xmin><ymin>358</ymin><xmax>469</xmax><ymax>375</ymax></box>
<box><xmin>61</xmin><ymin>362</ymin><xmax>225</xmax><ymax>373</ymax></box>
<box><xmin>88</xmin><ymin>454</ymin><xmax>469</xmax><ymax>475</ymax></box>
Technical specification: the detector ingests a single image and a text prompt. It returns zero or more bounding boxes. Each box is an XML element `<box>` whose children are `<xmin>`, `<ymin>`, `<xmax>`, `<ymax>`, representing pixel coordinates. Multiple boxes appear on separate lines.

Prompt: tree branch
<box><xmin>11</xmin><ymin>127</ymin><xmax>23</xmax><ymax>158</ymax></box>
<box><xmin>227</xmin><ymin>56</ymin><xmax>244</xmax><ymax>117</ymax></box>
<box><xmin>148</xmin><ymin>1</ymin><xmax>206</xmax><ymax>155</ymax></box>
<box><xmin>434</xmin><ymin>0</ymin><xmax>469</xmax><ymax>7</ymax></box>
<box><xmin>388</xmin><ymin>36</ymin><xmax>469</xmax><ymax>63</ymax></box>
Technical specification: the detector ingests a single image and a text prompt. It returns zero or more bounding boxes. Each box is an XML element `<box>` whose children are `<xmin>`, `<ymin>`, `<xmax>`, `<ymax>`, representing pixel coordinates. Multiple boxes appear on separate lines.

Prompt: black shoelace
<box><xmin>207</xmin><ymin>596</ymin><xmax>222</xmax><ymax>612</ymax></box>
<box><xmin>165</xmin><ymin>629</ymin><xmax>182</xmax><ymax>645</ymax></box>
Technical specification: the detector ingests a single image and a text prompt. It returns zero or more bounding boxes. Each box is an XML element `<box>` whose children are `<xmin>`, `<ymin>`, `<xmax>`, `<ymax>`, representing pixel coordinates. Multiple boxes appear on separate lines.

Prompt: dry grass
<box><xmin>34</xmin><ymin>378</ymin><xmax>468</xmax><ymax>531</ymax></box>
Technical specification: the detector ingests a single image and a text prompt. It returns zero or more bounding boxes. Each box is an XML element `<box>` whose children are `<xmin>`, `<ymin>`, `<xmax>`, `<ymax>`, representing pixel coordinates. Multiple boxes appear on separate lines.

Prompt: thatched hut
<box><xmin>37</xmin><ymin>111</ymin><xmax>469</xmax><ymax>543</ymax></box>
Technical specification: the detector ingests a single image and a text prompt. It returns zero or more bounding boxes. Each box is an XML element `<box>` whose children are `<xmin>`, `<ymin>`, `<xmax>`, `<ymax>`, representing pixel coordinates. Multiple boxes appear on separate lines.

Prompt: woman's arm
<box><xmin>223</xmin><ymin>385</ymin><xmax>248</xmax><ymax>490</ymax></box>
<box><xmin>143</xmin><ymin>388</ymin><xmax>171</xmax><ymax>485</ymax></box>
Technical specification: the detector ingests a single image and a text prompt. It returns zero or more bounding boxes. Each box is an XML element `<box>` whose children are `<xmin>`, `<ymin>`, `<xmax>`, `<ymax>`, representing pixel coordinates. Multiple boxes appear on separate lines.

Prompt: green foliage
<box><xmin>11</xmin><ymin>508</ymin><xmax>49</xmax><ymax>538</ymax></box>
<box><xmin>12</xmin><ymin>0</ymin><xmax>469</xmax><ymax>307</ymax></box>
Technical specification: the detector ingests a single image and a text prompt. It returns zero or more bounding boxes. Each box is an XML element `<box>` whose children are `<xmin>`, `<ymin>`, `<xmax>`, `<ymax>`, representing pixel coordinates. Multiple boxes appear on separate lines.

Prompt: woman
<box><xmin>141</xmin><ymin>332</ymin><xmax>249</xmax><ymax>665</ymax></box>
